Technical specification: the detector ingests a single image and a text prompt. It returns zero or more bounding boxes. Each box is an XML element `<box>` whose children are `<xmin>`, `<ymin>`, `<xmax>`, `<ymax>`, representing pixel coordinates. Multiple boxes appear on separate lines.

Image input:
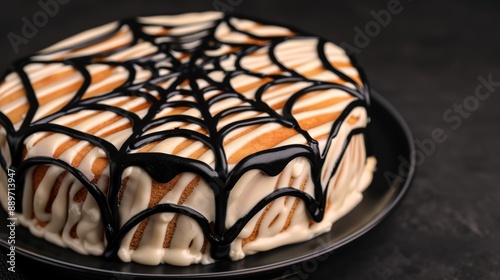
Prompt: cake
<box><xmin>0</xmin><ymin>11</ymin><xmax>376</xmax><ymax>266</ymax></box>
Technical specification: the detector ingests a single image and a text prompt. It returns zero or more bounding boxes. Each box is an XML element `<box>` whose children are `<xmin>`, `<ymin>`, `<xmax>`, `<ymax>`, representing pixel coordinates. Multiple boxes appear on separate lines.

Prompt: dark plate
<box><xmin>0</xmin><ymin>91</ymin><xmax>416</xmax><ymax>280</ymax></box>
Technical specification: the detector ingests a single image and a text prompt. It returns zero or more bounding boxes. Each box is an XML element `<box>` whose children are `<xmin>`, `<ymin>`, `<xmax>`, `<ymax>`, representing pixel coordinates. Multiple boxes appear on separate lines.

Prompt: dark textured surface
<box><xmin>1</xmin><ymin>0</ymin><xmax>499</xmax><ymax>279</ymax></box>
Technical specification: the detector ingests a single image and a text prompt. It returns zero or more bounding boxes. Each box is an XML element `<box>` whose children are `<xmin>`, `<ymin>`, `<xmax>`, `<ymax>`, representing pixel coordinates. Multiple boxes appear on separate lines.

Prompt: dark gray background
<box><xmin>0</xmin><ymin>0</ymin><xmax>499</xmax><ymax>279</ymax></box>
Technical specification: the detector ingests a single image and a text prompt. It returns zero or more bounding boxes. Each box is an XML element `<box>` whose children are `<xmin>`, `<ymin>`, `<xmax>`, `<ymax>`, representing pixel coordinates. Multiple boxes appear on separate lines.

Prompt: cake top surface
<box><xmin>0</xmin><ymin>11</ymin><xmax>368</xmax><ymax>170</ymax></box>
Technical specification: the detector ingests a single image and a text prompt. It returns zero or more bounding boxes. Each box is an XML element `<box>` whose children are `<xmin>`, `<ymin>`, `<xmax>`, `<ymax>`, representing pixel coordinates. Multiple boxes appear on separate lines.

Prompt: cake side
<box><xmin>0</xmin><ymin>11</ymin><xmax>376</xmax><ymax>266</ymax></box>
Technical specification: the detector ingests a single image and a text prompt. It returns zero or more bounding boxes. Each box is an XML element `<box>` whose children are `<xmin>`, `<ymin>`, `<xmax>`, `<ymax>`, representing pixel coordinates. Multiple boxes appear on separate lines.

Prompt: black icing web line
<box><xmin>0</xmin><ymin>14</ymin><xmax>370</xmax><ymax>260</ymax></box>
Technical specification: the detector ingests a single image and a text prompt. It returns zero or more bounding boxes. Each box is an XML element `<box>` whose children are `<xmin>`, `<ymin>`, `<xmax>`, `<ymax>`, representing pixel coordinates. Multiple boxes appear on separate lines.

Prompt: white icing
<box><xmin>0</xmin><ymin>11</ymin><xmax>375</xmax><ymax>267</ymax></box>
<box><xmin>41</xmin><ymin>22</ymin><xmax>120</xmax><ymax>54</ymax></box>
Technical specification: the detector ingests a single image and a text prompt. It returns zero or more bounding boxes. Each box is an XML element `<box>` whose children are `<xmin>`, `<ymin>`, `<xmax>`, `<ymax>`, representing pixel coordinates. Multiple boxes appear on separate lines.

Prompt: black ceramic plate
<box><xmin>0</xmin><ymin>91</ymin><xmax>415</xmax><ymax>279</ymax></box>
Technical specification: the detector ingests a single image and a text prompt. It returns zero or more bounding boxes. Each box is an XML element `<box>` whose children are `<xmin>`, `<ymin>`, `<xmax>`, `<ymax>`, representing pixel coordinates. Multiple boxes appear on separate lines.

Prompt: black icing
<box><xmin>0</xmin><ymin>13</ymin><xmax>371</xmax><ymax>261</ymax></box>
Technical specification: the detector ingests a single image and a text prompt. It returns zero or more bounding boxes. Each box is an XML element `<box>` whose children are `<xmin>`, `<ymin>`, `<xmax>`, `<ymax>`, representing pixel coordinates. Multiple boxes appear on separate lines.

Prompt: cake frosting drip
<box><xmin>0</xmin><ymin>11</ymin><xmax>375</xmax><ymax>266</ymax></box>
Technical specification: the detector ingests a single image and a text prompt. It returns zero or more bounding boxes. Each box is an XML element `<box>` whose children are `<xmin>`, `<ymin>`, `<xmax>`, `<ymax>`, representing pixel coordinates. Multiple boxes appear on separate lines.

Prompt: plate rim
<box><xmin>0</xmin><ymin>91</ymin><xmax>416</xmax><ymax>279</ymax></box>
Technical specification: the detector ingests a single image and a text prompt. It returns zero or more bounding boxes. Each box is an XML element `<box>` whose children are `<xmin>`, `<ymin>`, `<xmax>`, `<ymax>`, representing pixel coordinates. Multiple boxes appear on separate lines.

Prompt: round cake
<box><xmin>0</xmin><ymin>11</ymin><xmax>376</xmax><ymax>266</ymax></box>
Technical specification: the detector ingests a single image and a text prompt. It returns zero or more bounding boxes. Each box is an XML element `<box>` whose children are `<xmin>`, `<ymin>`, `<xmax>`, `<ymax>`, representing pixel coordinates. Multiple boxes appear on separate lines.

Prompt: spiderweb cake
<box><xmin>0</xmin><ymin>11</ymin><xmax>376</xmax><ymax>266</ymax></box>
